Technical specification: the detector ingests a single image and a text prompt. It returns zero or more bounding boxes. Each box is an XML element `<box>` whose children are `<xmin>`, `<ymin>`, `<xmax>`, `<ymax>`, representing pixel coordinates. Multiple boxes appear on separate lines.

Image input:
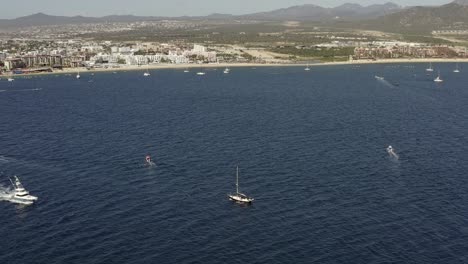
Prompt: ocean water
<box><xmin>1</xmin><ymin>64</ymin><xmax>468</xmax><ymax>263</ymax></box>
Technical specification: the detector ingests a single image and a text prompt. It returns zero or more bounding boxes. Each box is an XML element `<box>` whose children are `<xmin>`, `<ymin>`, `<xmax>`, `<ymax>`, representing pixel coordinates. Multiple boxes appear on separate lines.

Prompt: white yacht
<box><xmin>8</xmin><ymin>78</ymin><xmax>14</xmax><ymax>82</ymax></box>
<box><xmin>144</xmin><ymin>66</ymin><xmax>151</xmax><ymax>76</ymax></box>
<box><xmin>375</xmin><ymin>75</ymin><xmax>384</xmax><ymax>80</ymax></box>
<box><xmin>196</xmin><ymin>71</ymin><xmax>206</xmax><ymax>76</ymax></box>
<box><xmin>223</xmin><ymin>68</ymin><xmax>230</xmax><ymax>74</ymax></box>
<box><xmin>426</xmin><ymin>62</ymin><xmax>434</xmax><ymax>72</ymax></box>
<box><xmin>453</xmin><ymin>63</ymin><xmax>460</xmax><ymax>73</ymax></box>
<box><xmin>304</xmin><ymin>64</ymin><xmax>310</xmax><ymax>71</ymax></box>
<box><xmin>228</xmin><ymin>166</ymin><xmax>254</xmax><ymax>204</ymax></box>
<box><xmin>434</xmin><ymin>71</ymin><xmax>443</xmax><ymax>82</ymax></box>
<box><xmin>9</xmin><ymin>176</ymin><xmax>37</xmax><ymax>205</ymax></box>
<box><xmin>183</xmin><ymin>69</ymin><xmax>190</xmax><ymax>73</ymax></box>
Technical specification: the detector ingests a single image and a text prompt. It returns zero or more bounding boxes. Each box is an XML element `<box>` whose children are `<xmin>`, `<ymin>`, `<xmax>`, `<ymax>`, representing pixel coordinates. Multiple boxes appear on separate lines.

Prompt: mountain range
<box><xmin>0</xmin><ymin>2</ymin><xmax>402</xmax><ymax>28</ymax></box>
<box><xmin>1</xmin><ymin>1</ymin><xmax>468</xmax><ymax>33</ymax></box>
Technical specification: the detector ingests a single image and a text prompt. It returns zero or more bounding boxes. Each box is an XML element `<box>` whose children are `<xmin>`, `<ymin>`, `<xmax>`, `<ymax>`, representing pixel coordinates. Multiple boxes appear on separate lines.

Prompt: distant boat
<box><xmin>426</xmin><ymin>62</ymin><xmax>434</xmax><ymax>72</ymax></box>
<box><xmin>196</xmin><ymin>71</ymin><xmax>206</xmax><ymax>76</ymax></box>
<box><xmin>434</xmin><ymin>71</ymin><xmax>443</xmax><ymax>82</ymax></box>
<box><xmin>144</xmin><ymin>66</ymin><xmax>150</xmax><ymax>76</ymax></box>
<box><xmin>8</xmin><ymin>176</ymin><xmax>37</xmax><ymax>205</ymax></box>
<box><xmin>76</xmin><ymin>70</ymin><xmax>80</xmax><ymax>79</ymax></box>
<box><xmin>183</xmin><ymin>69</ymin><xmax>190</xmax><ymax>73</ymax></box>
<box><xmin>223</xmin><ymin>68</ymin><xmax>230</xmax><ymax>74</ymax></box>
<box><xmin>387</xmin><ymin>145</ymin><xmax>399</xmax><ymax>159</ymax></box>
<box><xmin>145</xmin><ymin>154</ymin><xmax>155</xmax><ymax>166</ymax></box>
<box><xmin>453</xmin><ymin>63</ymin><xmax>460</xmax><ymax>73</ymax></box>
<box><xmin>304</xmin><ymin>64</ymin><xmax>310</xmax><ymax>71</ymax></box>
<box><xmin>7</xmin><ymin>78</ymin><xmax>14</xmax><ymax>82</ymax></box>
<box><xmin>228</xmin><ymin>166</ymin><xmax>254</xmax><ymax>204</ymax></box>
<box><xmin>375</xmin><ymin>75</ymin><xmax>384</xmax><ymax>80</ymax></box>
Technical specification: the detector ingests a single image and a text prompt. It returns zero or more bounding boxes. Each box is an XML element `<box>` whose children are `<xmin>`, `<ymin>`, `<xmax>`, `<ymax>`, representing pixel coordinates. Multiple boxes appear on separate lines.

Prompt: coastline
<box><xmin>3</xmin><ymin>58</ymin><xmax>468</xmax><ymax>78</ymax></box>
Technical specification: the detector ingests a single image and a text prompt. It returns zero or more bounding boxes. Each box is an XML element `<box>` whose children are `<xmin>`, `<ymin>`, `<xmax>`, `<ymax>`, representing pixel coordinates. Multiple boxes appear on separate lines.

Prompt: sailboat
<box><xmin>434</xmin><ymin>71</ymin><xmax>443</xmax><ymax>82</ymax></box>
<box><xmin>304</xmin><ymin>64</ymin><xmax>310</xmax><ymax>71</ymax></box>
<box><xmin>223</xmin><ymin>67</ymin><xmax>230</xmax><ymax>74</ymax></box>
<box><xmin>453</xmin><ymin>63</ymin><xmax>460</xmax><ymax>73</ymax></box>
<box><xmin>426</xmin><ymin>62</ymin><xmax>434</xmax><ymax>72</ymax></box>
<box><xmin>228</xmin><ymin>166</ymin><xmax>254</xmax><ymax>203</ymax></box>
<box><xmin>76</xmin><ymin>70</ymin><xmax>80</xmax><ymax>79</ymax></box>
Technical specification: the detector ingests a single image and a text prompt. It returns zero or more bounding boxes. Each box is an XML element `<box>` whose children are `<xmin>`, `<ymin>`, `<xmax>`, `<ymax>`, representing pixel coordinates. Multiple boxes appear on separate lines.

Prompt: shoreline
<box><xmin>3</xmin><ymin>58</ymin><xmax>468</xmax><ymax>77</ymax></box>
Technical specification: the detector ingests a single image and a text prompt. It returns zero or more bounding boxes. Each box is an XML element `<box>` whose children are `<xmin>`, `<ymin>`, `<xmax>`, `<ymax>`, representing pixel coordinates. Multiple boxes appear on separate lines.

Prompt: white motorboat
<box><xmin>76</xmin><ymin>71</ymin><xmax>80</xmax><ymax>79</ymax></box>
<box><xmin>304</xmin><ymin>64</ymin><xmax>310</xmax><ymax>71</ymax></box>
<box><xmin>8</xmin><ymin>78</ymin><xmax>14</xmax><ymax>82</ymax></box>
<box><xmin>223</xmin><ymin>68</ymin><xmax>230</xmax><ymax>74</ymax></box>
<box><xmin>143</xmin><ymin>72</ymin><xmax>151</xmax><ymax>76</ymax></box>
<box><xmin>8</xmin><ymin>176</ymin><xmax>37</xmax><ymax>205</ymax></box>
<box><xmin>228</xmin><ymin>166</ymin><xmax>254</xmax><ymax>204</ymax></box>
<box><xmin>387</xmin><ymin>145</ymin><xmax>399</xmax><ymax>159</ymax></box>
<box><xmin>453</xmin><ymin>63</ymin><xmax>460</xmax><ymax>73</ymax></box>
<box><xmin>375</xmin><ymin>75</ymin><xmax>384</xmax><ymax>80</ymax></box>
<box><xmin>183</xmin><ymin>69</ymin><xmax>190</xmax><ymax>73</ymax></box>
<box><xmin>145</xmin><ymin>155</ymin><xmax>155</xmax><ymax>166</ymax></box>
<box><xmin>197</xmin><ymin>72</ymin><xmax>206</xmax><ymax>76</ymax></box>
<box><xmin>426</xmin><ymin>62</ymin><xmax>434</xmax><ymax>72</ymax></box>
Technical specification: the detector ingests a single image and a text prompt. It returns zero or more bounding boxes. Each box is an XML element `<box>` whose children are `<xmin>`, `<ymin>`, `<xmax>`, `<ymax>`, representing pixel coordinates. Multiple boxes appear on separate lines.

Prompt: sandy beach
<box><xmin>2</xmin><ymin>58</ymin><xmax>468</xmax><ymax>78</ymax></box>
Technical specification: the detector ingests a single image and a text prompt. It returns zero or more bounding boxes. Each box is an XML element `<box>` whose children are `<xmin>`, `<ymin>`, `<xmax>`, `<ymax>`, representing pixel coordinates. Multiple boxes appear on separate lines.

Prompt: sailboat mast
<box><xmin>236</xmin><ymin>166</ymin><xmax>239</xmax><ymax>194</ymax></box>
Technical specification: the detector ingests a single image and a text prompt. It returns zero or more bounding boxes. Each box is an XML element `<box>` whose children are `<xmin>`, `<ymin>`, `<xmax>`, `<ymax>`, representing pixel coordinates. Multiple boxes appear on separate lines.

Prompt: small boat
<box><xmin>183</xmin><ymin>69</ymin><xmax>190</xmax><ymax>73</ymax></box>
<box><xmin>8</xmin><ymin>176</ymin><xmax>37</xmax><ymax>205</ymax></box>
<box><xmin>426</xmin><ymin>62</ymin><xmax>434</xmax><ymax>72</ymax></box>
<box><xmin>304</xmin><ymin>64</ymin><xmax>310</xmax><ymax>71</ymax></box>
<box><xmin>453</xmin><ymin>63</ymin><xmax>460</xmax><ymax>73</ymax></box>
<box><xmin>8</xmin><ymin>78</ymin><xmax>14</xmax><ymax>82</ymax></box>
<box><xmin>223</xmin><ymin>68</ymin><xmax>230</xmax><ymax>74</ymax></box>
<box><xmin>375</xmin><ymin>75</ymin><xmax>384</xmax><ymax>80</ymax></box>
<box><xmin>434</xmin><ymin>71</ymin><xmax>443</xmax><ymax>83</ymax></box>
<box><xmin>196</xmin><ymin>72</ymin><xmax>206</xmax><ymax>76</ymax></box>
<box><xmin>144</xmin><ymin>66</ymin><xmax>150</xmax><ymax>76</ymax></box>
<box><xmin>76</xmin><ymin>70</ymin><xmax>80</xmax><ymax>79</ymax></box>
<box><xmin>145</xmin><ymin>155</ymin><xmax>155</xmax><ymax>166</ymax></box>
<box><xmin>228</xmin><ymin>166</ymin><xmax>254</xmax><ymax>204</ymax></box>
<box><xmin>387</xmin><ymin>145</ymin><xmax>399</xmax><ymax>159</ymax></box>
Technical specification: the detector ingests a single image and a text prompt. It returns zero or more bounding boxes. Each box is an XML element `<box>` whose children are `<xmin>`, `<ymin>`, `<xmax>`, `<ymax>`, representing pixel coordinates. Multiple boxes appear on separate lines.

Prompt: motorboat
<box><xmin>375</xmin><ymin>75</ymin><xmax>384</xmax><ymax>80</ymax></box>
<box><xmin>197</xmin><ymin>72</ymin><xmax>206</xmax><ymax>76</ymax></box>
<box><xmin>453</xmin><ymin>63</ymin><xmax>460</xmax><ymax>73</ymax></box>
<box><xmin>8</xmin><ymin>176</ymin><xmax>37</xmax><ymax>205</ymax></box>
<box><xmin>304</xmin><ymin>64</ymin><xmax>310</xmax><ymax>71</ymax></box>
<box><xmin>145</xmin><ymin>155</ymin><xmax>155</xmax><ymax>166</ymax></box>
<box><xmin>8</xmin><ymin>78</ymin><xmax>14</xmax><ymax>82</ymax></box>
<box><xmin>223</xmin><ymin>68</ymin><xmax>230</xmax><ymax>74</ymax></box>
<box><xmin>228</xmin><ymin>166</ymin><xmax>254</xmax><ymax>204</ymax></box>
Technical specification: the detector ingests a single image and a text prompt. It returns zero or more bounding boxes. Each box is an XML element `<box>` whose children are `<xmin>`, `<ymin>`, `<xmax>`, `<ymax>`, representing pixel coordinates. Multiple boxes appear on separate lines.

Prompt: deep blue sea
<box><xmin>1</xmin><ymin>64</ymin><xmax>468</xmax><ymax>263</ymax></box>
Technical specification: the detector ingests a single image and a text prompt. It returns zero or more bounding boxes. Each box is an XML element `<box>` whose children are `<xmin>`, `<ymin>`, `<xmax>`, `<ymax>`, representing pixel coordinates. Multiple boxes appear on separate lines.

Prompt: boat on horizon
<box><xmin>7</xmin><ymin>78</ymin><xmax>14</xmax><ymax>82</ymax></box>
<box><xmin>304</xmin><ymin>64</ymin><xmax>310</xmax><ymax>71</ymax></box>
<box><xmin>76</xmin><ymin>70</ymin><xmax>80</xmax><ymax>79</ymax></box>
<box><xmin>144</xmin><ymin>65</ymin><xmax>151</xmax><ymax>76</ymax></box>
<box><xmin>223</xmin><ymin>68</ymin><xmax>230</xmax><ymax>74</ymax></box>
<box><xmin>228</xmin><ymin>166</ymin><xmax>254</xmax><ymax>204</ymax></box>
<box><xmin>453</xmin><ymin>63</ymin><xmax>460</xmax><ymax>73</ymax></box>
<box><xmin>196</xmin><ymin>71</ymin><xmax>206</xmax><ymax>76</ymax></box>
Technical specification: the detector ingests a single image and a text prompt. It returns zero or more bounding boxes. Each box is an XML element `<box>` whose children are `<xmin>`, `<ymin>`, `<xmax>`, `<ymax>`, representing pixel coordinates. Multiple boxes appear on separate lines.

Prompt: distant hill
<box><xmin>0</xmin><ymin>2</ymin><xmax>402</xmax><ymax>29</ymax></box>
<box><xmin>239</xmin><ymin>2</ymin><xmax>401</xmax><ymax>21</ymax></box>
<box><xmin>355</xmin><ymin>1</ymin><xmax>468</xmax><ymax>33</ymax></box>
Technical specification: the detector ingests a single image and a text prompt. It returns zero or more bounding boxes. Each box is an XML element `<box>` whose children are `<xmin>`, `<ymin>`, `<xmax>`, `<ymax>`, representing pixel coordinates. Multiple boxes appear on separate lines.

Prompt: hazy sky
<box><xmin>0</xmin><ymin>0</ymin><xmax>453</xmax><ymax>19</ymax></box>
